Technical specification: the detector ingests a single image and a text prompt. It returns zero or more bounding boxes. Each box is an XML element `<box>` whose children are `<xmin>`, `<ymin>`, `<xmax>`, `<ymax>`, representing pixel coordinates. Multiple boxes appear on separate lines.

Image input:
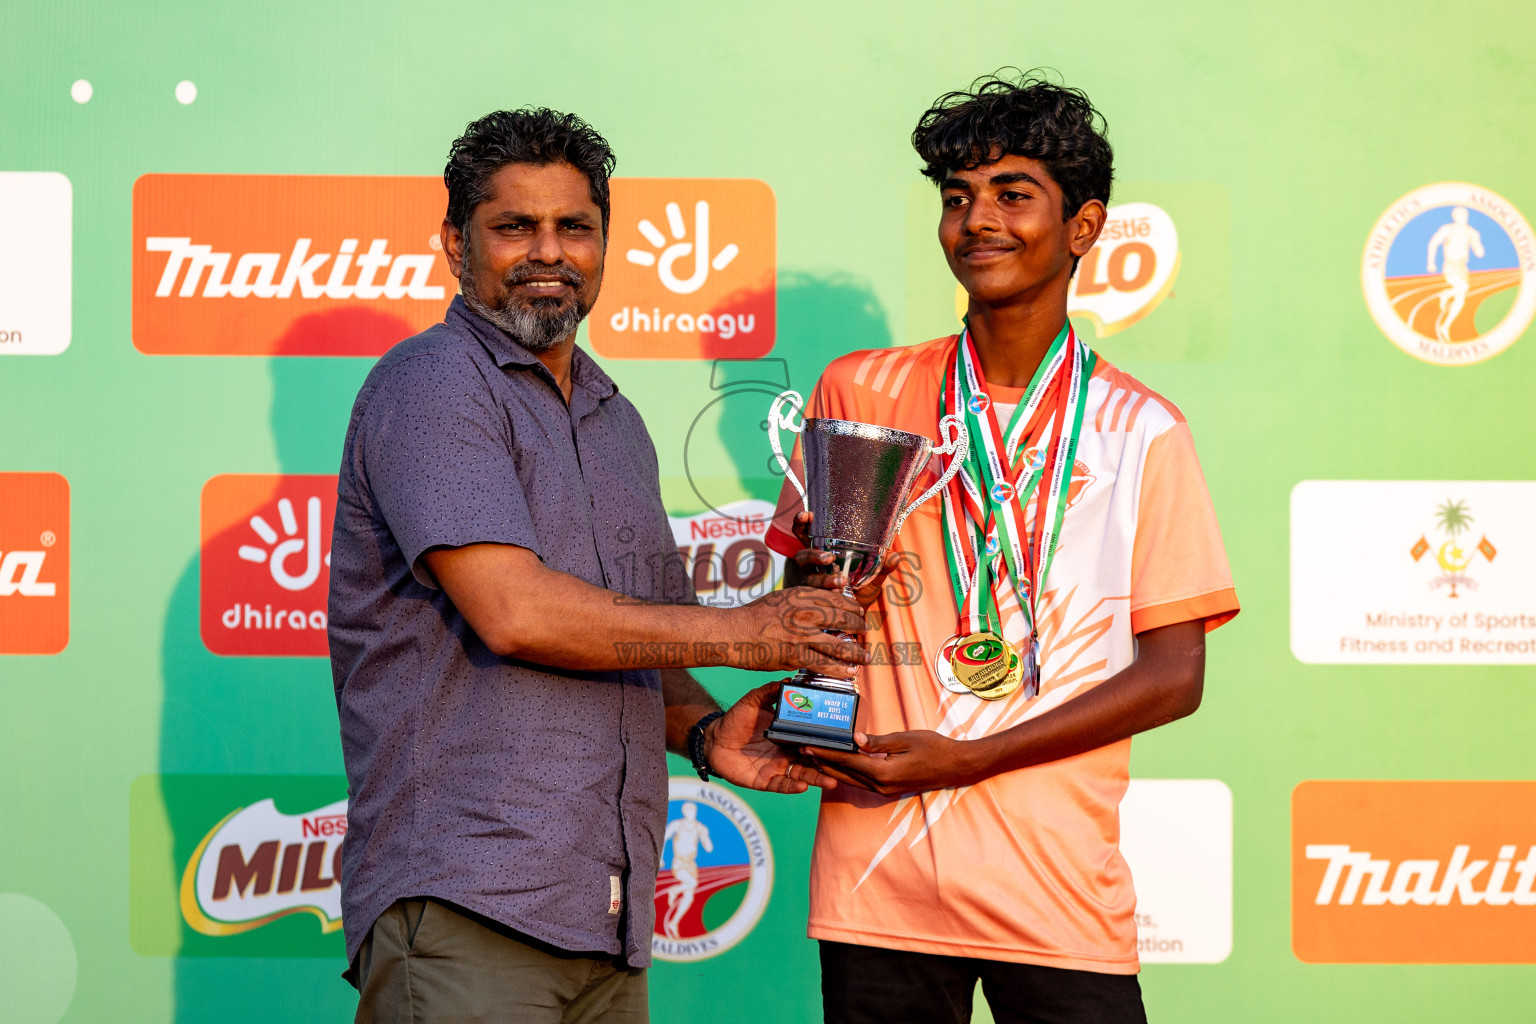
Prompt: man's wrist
<box><xmin>688</xmin><ymin>710</ymin><xmax>726</xmax><ymax>781</ymax></box>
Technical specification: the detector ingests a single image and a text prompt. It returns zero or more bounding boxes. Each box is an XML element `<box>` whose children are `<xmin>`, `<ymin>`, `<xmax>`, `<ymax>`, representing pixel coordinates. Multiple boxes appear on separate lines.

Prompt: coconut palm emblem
<box><xmin>1410</xmin><ymin>499</ymin><xmax>1497</xmax><ymax>597</ymax></box>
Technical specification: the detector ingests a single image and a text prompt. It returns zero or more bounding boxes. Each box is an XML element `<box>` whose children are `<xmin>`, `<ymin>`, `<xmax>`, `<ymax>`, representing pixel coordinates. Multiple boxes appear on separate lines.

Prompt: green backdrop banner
<box><xmin>2</xmin><ymin>2</ymin><xmax>1535</xmax><ymax>1021</ymax></box>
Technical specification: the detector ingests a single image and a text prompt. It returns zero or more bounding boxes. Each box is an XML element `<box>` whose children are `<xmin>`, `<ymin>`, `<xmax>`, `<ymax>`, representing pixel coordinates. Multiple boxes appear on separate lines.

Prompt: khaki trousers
<box><xmin>352</xmin><ymin>898</ymin><xmax>649</xmax><ymax>1024</ymax></box>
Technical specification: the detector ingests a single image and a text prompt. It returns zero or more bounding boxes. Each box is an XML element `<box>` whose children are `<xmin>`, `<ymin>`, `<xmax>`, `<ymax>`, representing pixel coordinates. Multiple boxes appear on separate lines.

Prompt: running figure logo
<box><xmin>652</xmin><ymin>779</ymin><xmax>773</xmax><ymax>962</ymax></box>
<box><xmin>1362</xmin><ymin>182</ymin><xmax>1536</xmax><ymax>365</ymax></box>
<box><xmin>1426</xmin><ymin>208</ymin><xmax>1485</xmax><ymax>343</ymax></box>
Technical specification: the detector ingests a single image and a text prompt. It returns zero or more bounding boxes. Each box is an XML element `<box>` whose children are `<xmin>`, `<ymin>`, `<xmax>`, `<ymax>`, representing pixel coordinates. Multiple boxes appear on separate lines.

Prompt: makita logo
<box><xmin>1292</xmin><ymin>780</ymin><xmax>1536</xmax><ymax>963</ymax></box>
<box><xmin>145</xmin><ymin>237</ymin><xmax>444</xmax><ymax>301</ymax></box>
<box><xmin>0</xmin><ymin>550</ymin><xmax>56</xmax><ymax>596</ymax></box>
<box><xmin>132</xmin><ymin>174</ymin><xmax>452</xmax><ymax>356</ymax></box>
<box><xmin>0</xmin><ymin>472</ymin><xmax>69</xmax><ymax>654</ymax></box>
<box><xmin>1306</xmin><ymin>843</ymin><xmax>1536</xmax><ymax>906</ymax></box>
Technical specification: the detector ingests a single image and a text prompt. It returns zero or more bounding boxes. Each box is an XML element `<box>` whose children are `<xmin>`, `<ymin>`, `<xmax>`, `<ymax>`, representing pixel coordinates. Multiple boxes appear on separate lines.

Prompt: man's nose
<box><xmin>527</xmin><ymin>223</ymin><xmax>564</xmax><ymax>265</ymax></box>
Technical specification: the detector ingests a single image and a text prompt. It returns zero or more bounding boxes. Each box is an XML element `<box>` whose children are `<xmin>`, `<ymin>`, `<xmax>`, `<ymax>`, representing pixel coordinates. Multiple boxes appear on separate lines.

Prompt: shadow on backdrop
<box><xmin>691</xmin><ymin>270</ymin><xmax>894</xmax><ymax>519</ymax></box>
<box><xmin>153</xmin><ymin>328</ymin><xmax>371</xmax><ymax>1022</ymax></box>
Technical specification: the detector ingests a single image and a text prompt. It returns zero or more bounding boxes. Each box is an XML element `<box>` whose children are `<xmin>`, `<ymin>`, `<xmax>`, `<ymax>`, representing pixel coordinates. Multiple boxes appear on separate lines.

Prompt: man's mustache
<box><xmin>503</xmin><ymin>263</ymin><xmax>587</xmax><ymax>291</ymax></box>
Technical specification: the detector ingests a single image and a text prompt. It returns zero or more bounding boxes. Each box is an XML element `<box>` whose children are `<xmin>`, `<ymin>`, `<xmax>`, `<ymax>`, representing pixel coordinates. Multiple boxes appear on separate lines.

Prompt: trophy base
<box><xmin>765</xmin><ymin>675</ymin><xmax>860</xmax><ymax>752</ymax></box>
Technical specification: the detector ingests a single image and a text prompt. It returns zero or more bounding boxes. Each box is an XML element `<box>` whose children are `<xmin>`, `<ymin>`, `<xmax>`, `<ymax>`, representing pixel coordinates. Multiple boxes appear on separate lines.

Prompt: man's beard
<box><xmin>460</xmin><ymin>245</ymin><xmax>592</xmax><ymax>353</ymax></box>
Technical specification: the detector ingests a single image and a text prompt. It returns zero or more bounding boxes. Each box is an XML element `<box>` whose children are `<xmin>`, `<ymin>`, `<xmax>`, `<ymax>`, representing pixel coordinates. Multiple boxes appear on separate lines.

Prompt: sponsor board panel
<box><xmin>1291</xmin><ymin>480</ymin><xmax>1536</xmax><ymax>664</ymax></box>
<box><xmin>1362</xmin><ymin>182</ymin><xmax>1535</xmax><ymax>366</ymax></box>
<box><xmin>200</xmin><ymin>474</ymin><xmax>336</xmax><ymax>656</ymax></box>
<box><xmin>130</xmin><ymin>775</ymin><xmax>347</xmax><ymax>957</ymax></box>
<box><xmin>1293</xmin><ymin>781</ymin><xmax>1536</xmax><ymax>963</ymax></box>
<box><xmin>0</xmin><ymin>471</ymin><xmax>69</xmax><ymax>654</ymax></box>
<box><xmin>591</xmin><ymin>179</ymin><xmax>776</xmax><ymax>360</ymax></box>
<box><xmin>669</xmin><ymin>499</ymin><xmax>784</xmax><ymax>608</ymax></box>
<box><xmin>653</xmin><ymin>778</ymin><xmax>773</xmax><ymax>962</ymax></box>
<box><xmin>0</xmin><ymin>172</ymin><xmax>71</xmax><ymax>355</ymax></box>
<box><xmin>132</xmin><ymin>174</ymin><xmax>452</xmax><ymax>356</ymax></box>
<box><xmin>1120</xmin><ymin>779</ymin><xmax>1232</xmax><ymax>964</ymax></box>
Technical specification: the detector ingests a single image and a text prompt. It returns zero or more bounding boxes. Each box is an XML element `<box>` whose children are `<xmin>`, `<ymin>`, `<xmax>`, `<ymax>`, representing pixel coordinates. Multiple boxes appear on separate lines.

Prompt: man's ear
<box><xmin>1069</xmin><ymin>199</ymin><xmax>1108</xmax><ymax>259</ymax></box>
<box><xmin>442</xmin><ymin>219</ymin><xmax>466</xmax><ymax>280</ymax></box>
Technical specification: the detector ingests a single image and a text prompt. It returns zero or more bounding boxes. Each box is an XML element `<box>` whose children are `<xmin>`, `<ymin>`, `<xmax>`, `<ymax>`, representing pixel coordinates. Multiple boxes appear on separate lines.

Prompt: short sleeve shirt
<box><xmin>329</xmin><ymin>297</ymin><xmax>693</xmax><ymax>968</ymax></box>
<box><xmin>766</xmin><ymin>336</ymin><xmax>1238</xmax><ymax>973</ymax></box>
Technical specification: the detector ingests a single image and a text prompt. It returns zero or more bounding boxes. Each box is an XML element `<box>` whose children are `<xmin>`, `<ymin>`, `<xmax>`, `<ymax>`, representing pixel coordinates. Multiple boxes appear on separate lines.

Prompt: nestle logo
<box><xmin>301</xmin><ymin>813</ymin><xmax>347</xmax><ymax>838</ymax></box>
<box><xmin>688</xmin><ymin>516</ymin><xmax>768</xmax><ymax>541</ymax></box>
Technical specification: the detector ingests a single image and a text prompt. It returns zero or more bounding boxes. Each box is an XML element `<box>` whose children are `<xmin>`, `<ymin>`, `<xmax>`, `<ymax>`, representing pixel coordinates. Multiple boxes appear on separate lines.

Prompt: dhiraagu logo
<box><xmin>653</xmin><ymin>779</ymin><xmax>772</xmax><ymax>962</ymax></box>
<box><xmin>591</xmin><ymin>179</ymin><xmax>776</xmax><ymax>360</ymax></box>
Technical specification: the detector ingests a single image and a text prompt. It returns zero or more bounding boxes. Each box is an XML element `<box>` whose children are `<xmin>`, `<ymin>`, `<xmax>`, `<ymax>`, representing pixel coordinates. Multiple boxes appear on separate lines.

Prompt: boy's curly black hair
<box><xmin>445</xmin><ymin>108</ymin><xmax>616</xmax><ymax>235</ymax></box>
<box><xmin>913</xmin><ymin>70</ymin><xmax>1113</xmax><ymax>220</ymax></box>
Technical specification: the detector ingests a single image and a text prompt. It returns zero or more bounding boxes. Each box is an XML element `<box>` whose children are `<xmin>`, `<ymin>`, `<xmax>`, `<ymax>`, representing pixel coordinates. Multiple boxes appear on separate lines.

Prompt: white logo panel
<box><xmin>1291</xmin><ymin>480</ymin><xmax>1536</xmax><ymax>663</ymax></box>
<box><xmin>0</xmin><ymin>172</ymin><xmax>71</xmax><ymax>355</ymax></box>
<box><xmin>1120</xmin><ymin>779</ymin><xmax>1232</xmax><ymax>964</ymax></box>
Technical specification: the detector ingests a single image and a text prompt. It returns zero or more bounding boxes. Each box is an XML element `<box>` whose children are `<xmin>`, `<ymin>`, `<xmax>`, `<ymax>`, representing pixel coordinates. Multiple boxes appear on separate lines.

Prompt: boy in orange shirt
<box><xmin>766</xmin><ymin>73</ymin><xmax>1239</xmax><ymax>1023</ymax></box>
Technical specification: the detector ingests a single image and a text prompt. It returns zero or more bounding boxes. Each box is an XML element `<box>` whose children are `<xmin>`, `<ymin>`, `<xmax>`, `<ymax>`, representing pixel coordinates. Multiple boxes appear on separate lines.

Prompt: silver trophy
<box><xmin>762</xmin><ymin>390</ymin><xmax>967</xmax><ymax>750</ymax></box>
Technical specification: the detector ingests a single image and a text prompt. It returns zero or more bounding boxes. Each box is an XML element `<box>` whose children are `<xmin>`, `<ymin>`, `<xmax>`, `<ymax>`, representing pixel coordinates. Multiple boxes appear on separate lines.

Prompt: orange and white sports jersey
<box><xmin>766</xmin><ymin>334</ymin><xmax>1238</xmax><ymax>973</ymax></box>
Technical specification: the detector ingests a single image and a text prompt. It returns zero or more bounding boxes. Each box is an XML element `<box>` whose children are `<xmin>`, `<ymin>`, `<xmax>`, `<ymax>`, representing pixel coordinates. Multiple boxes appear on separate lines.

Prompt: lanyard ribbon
<box><xmin>939</xmin><ymin>322</ymin><xmax>1096</xmax><ymax>644</ymax></box>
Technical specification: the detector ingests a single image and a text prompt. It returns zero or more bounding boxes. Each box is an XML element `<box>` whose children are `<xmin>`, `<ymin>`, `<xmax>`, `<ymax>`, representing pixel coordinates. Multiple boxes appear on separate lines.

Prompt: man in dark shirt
<box><xmin>329</xmin><ymin>108</ymin><xmax>863</xmax><ymax>1023</ymax></box>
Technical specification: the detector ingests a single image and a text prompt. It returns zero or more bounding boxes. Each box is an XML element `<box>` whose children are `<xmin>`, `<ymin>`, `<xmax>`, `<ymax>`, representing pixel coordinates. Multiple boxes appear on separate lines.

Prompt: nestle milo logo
<box><xmin>130</xmin><ymin>774</ymin><xmax>348</xmax><ymax>958</ymax></box>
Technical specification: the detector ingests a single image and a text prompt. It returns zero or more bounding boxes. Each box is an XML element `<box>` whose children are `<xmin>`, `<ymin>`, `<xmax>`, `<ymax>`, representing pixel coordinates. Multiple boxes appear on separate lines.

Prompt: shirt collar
<box><xmin>447</xmin><ymin>295</ymin><xmax>617</xmax><ymax>402</ymax></box>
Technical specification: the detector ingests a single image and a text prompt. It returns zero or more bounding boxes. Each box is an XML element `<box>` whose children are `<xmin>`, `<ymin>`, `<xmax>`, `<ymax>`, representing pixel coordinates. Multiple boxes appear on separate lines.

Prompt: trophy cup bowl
<box><xmin>762</xmin><ymin>391</ymin><xmax>967</xmax><ymax>751</ymax></box>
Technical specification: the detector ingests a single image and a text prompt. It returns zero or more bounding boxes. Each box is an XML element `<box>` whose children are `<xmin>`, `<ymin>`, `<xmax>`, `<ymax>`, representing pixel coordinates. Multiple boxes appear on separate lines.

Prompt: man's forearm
<box><xmin>428</xmin><ymin>544</ymin><xmax>744</xmax><ymax>669</ymax></box>
<box><xmin>422</xmin><ymin>542</ymin><xmax>868</xmax><ymax>675</ymax></box>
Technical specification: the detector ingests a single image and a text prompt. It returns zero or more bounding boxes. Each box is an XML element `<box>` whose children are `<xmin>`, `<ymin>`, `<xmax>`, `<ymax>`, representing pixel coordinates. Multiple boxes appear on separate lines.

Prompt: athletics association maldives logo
<box><xmin>652</xmin><ymin>778</ymin><xmax>773</xmax><ymax>962</ymax></box>
<box><xmin>591</xmin><ymin>179</ymin><xmax>776</xmax><ymax>360</ymax></box>
<box><xmin>133</xmin><ymin>175</ymin><xmax>452</xmax><ymax>356</ymax></box>
<box><xmin>1411</xmin><ymin>498</ymin><xmax>1497</xmax><ymax>598</ymax></box>
<box><xmin>0</xmin><ymin>472</ymin><xmax>69</xmax><ymax>654</ymax></box>
<box><xmin>201</xmin><ymin>475</ymin><xmax>335</xmax><ymax>656</ymax></box>
<box><xmin>1363</xmin><ymin>182</ymin><xmax>1536</xmax><ymax>365</ymax></box>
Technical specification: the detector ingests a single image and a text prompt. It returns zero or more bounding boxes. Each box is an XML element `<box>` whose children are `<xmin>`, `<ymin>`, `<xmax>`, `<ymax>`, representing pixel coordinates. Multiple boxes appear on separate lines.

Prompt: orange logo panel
<box><xmin>590</xmin><ymin>178</ymin><xmax>775</xmax><ymax>359</ymax></box>
<box><xmin>0</xmin><ymin>472</ymin><xmax>69</xmax><ymax>655</ymax></box>
<box><xmin>133</xmin><ymin>175</ymin><xmax>454</xmax><ymax>356</ymax></box>
<box><xmin>201</xmin><ymin>475</ymin><xmax>337</xmax><ymax>657</ymax></box>
<box><xmin>1293</xmin><ymin>780</ymin><xmax>1536</xmax><ymax>963</ymax></box>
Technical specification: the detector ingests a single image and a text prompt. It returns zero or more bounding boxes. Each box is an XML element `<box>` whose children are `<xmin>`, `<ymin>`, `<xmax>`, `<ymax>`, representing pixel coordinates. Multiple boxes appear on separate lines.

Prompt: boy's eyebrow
<box><xmin>990</xmin><ymin>171</ymin><xmax>1044</xmax><ymax>189</ymax></box>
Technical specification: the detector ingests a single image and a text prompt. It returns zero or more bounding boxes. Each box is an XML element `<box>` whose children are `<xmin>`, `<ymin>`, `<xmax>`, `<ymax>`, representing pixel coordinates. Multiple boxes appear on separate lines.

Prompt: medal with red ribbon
<box><xmin>934</xmin><ymin>321</ymin><xmax>1095</xmax><ymax>700</ymax></box>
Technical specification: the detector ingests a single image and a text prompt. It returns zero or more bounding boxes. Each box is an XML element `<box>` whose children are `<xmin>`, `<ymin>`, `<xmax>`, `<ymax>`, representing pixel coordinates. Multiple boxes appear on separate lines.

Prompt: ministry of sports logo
<box><xmin>1411</xmin><ymin>498</ymin><xmax>1497</xmax><ymax>598</ymax></box>
<box><xmin>1362</xmin><ymin>182</ymin><xmax>1536</xmax><ymax>365</ymax></box>
<box><xmin>652</xmin><ymin>778</ymin><xmax>772</xmax><ymax>962</ymax></box>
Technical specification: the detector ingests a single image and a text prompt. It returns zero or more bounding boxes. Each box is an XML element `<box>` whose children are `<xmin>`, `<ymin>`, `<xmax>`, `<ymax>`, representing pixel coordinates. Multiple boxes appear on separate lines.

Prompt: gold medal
<box><xmin>970</xmin><ymin>647</ymin><xmax>1024</xmax><ymax>700</ymax></box>
<box><xmin>949</xmin><ymin>631</ymin><xmax>1012</xmax><ymax>692</ymax></box>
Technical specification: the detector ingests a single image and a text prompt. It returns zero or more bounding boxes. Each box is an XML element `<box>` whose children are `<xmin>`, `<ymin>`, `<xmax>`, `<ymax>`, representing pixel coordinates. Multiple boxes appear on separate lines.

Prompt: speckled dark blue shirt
<box><xmin>329</xmin><ymin>296</ymin><xmax>692</xmax><ymax>968</ymax></box>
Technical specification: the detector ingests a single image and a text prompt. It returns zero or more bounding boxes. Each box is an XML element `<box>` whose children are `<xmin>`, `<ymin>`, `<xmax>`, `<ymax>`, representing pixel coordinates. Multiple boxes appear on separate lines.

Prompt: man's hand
<box><xmin>733</xmin><ymin>586</ymin><xmax>870</xmax><ymax>678</ymax></box>
<box><xmin>703</xmin><ymin>682</ymin><xmax>838</xmax><ymax>794</ymax></box>
<box><xmin>804</xmin><ymin>730</ymin><xmax>985</xmax><ymax>797</ymax></box>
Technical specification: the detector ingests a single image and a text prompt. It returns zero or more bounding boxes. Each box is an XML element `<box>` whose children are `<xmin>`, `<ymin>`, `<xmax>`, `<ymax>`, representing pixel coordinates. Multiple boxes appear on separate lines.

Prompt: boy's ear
<box><xmin>1069</xmin><ymin>200</ymin><xmax>1108</xmax><ymax>259</ymax></box>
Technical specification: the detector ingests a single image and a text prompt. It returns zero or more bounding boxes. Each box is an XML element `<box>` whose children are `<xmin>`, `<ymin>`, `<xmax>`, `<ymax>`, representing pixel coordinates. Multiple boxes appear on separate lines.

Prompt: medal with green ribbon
<box><xmin>934</xmin><ymin>321</ymin><xmax>1096</xmax><ymax>700</ymax></box>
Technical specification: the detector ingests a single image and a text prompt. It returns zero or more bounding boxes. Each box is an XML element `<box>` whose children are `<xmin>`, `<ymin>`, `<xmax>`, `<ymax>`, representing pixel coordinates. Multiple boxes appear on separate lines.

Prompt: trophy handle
<box><xmin>768</xmin><ymin>390</ymin><xmax>809</xmax><ymax>513</ymax></box>
<box><xmin>892</xmin><ymin>414</ymin><xmax>968</xmax><ymax>536</ymax></box>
